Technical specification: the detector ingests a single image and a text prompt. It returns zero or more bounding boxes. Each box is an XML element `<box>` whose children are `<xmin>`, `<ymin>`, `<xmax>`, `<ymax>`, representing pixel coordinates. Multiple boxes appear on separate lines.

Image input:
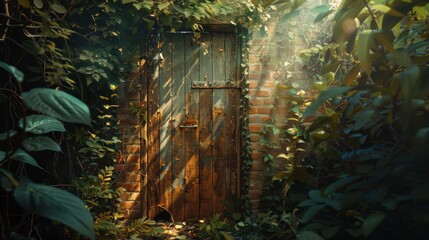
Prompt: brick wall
<box><xmin>247</xmin><ymin>0</ymin><xmax>325</xmax><ymax>210</ymax></box>
<box><xmin>116</xmin><ymin>0</ymin><xmax>326</xmax><ymax>218</ymax></box>
<box><xmin>116</xmin><ymin>55</ymin><xmax>147</xmax><ymax>219</ymax></box>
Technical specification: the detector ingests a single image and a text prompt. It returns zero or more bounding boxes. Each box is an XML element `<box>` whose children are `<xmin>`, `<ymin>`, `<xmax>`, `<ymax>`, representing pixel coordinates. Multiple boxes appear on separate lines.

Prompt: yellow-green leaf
<box><xmin>158</xmin><ymin>2</ymin><xmax>170</xmax><ymax>10</ymax></box>
<box><xmin>363</xmin><ymin>213</ymin><xmax>386</xmax><ymax>236</ymax></box>
<box><xmin>371</xmin><ymin>4</ymin><xmax>404</xmax><ymax>17</ymax></box>
<box><xmin>18</xmin><ymin>0</ymin><xmax>30</xmax><ymax>8</ymax></box>
<box><xmin>51</xmin><ymin>4</ymin><xmax>67</xmax><ymax>14</ymax></box>
<box><xmin>33</xmin><ymin>0</ymin><xmax>43</xmax><ymax>9</ymax></box>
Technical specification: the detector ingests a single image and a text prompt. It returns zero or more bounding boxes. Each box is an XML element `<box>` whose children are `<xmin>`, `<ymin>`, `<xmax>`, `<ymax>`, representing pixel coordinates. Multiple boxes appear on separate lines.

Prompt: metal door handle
<box><xmin>179</xmin><ymin>124</ymin><xmax>198</xmax><ymax>128</ymax></box>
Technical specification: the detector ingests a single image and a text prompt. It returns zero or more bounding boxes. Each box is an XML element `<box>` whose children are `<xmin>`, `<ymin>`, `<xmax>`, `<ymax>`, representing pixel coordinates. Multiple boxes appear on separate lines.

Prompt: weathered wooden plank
<box><xmin>171</xmin><ymin>34</ymin><xmax>186</xmax><ymax>220</ymax></box>
<box><xmin>159</xmin><ymin>34</ymin><xmax>173</xmax><ymax>214</ymax></box>
<box><xmin>148</xmin><ymin>45</ymin><xmax>161</xmax><ymax>219</ymax></box>
<box><xmin>198</xmin><ymin>32</ymin><xmax>214</xmax><ymax>219</ymax></box>
<box><xmin>212</xmin><ymin>33</ymin><xmax>227</xmax><ymax>214</ymax></box>
<box><xmin>184</xmin><ymin>34</ymin><xmax>200</xmax><ymax>219</ymax></box>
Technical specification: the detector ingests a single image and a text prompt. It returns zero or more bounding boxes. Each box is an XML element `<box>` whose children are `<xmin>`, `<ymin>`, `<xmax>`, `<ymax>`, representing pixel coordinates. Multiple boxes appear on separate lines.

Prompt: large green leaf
<box><xmin>10</xmin><ymin>149</ymin><xmax>41</xmax><ymax>168</ymax></box>
<box><xmin>22</xmin><ymin>136</ymin><xmax>61</xmax><ymax>152</ymax></box>
<box><xmin>301</xmin><ymin>204</ymin><xmax>326</xmax><ymax>223</ymax></box>
<box><xmin>398</xmin><ymin>66</ymin><xmax>421</xmax><ymax>102</ymax></box>
<box><xmin>303</xmin><ymin>86</ymin><xmax>353</xmax><ymax>119</ymax></box>
<box><xmin>19</xmin><ymin>115</ymin><xmax>66</xmax><ymax>134</ymax></box>
<box><xmin>362</xmin><ymin>213</ymin><xmax>386</xmax><ymax>236</ymax></box>
<box><xmin>0</xmin><ymin>61</ymin><xmax>24</xmax><ymax>82</ymax></box>
<box><xmin>356</xmin><ymin>30</ymin><xmax>394</xmax><ymax>74</ymax></box>
<box><xmin>332</xmin><ymin>1</ymin><xmax>365</xmax><ymax>43</ymax></box>
<box><xmin>21</xmin><ymin>88</ymin><xmax>91</xmax><ymax>126</ymax></box>
<box><xmin>297</xmin><ymin>230</ymin><xmax>325</xmax><ymax>240</ymax></box>
<box><xmin>325</xmin><ymin>175</ymin><xmax>358</xmax><ymax>194</ymax></box>
<box><xmin>14</xmin><ymin>182</ymin><xmax>95</xmax><ymax>239</ymax></box>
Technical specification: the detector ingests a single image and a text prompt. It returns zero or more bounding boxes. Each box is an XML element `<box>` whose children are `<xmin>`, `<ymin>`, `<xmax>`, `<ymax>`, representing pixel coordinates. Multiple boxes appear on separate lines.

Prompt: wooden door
<box><xmin>146</xmin><ymin>30</ymin><xmax>241</xmax><ymax>221</ymax></box>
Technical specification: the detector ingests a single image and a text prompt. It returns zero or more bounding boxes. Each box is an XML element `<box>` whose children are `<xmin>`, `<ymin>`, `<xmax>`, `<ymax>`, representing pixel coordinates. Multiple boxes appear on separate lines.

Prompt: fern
<box><xmin>125</xmin><ymin>217</ymin><xmax>163</xmax><ymax>237</ymax></box>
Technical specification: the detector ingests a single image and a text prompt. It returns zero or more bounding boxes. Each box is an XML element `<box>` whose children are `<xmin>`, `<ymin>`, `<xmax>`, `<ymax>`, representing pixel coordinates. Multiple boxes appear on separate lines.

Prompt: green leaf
<box><xmin>398</xmin><ymin>66</ymin><xmax>421</xmax><ymax>103</ymax></box>
<box><xmin>344</xmin><ymin>63</ymin><xmax>361</xmax><ymax>85</ymax></box>
<box><xmin>407</xmin><ymin>40</ymin><xmax>429</xmax><ymax>53</ymax></box>
<box><xmin>0</xmin><ymin>151</ymin><xmax>5</xmax><ymax>163</ymax></box>
<box><xmin>18</xmin><ymin>0</ymin><xmax>30</xmax><ymax>8</ymax></box>
<box><xmin>0</xmin><ymin>130</ymin><xmax>17</xmax><ymax>141</ymax></box>
<box><xmin>325</xmin><ymin>176</ymin><xmax>358</xmax><ymax>194</ymax></box>
<box><xmin>310</xmin><ymin>4</ymin><xmax>331</xmax><ymax>14</ymax></box>
<box><xmin>351</xmin><ymin>109</ymin><xmax>375</xmax><ymax>130</ymax></box>
<box><xmin>0</xmin><ymin>61</ymin><xmax>24</xmax><ymax>82</ymax></box>
<box><xmin>314</xmin><ymin>9</ymin><xmax>335</xmax><ymax>23</ymax></box>
<box><xmin>303</xmin><ymin>86</ymin><xmax>353</xmax><ymax>119</ymax></box>
<box><xmin>273</xmin><ymin>171</ymin><xmax>292</xmax><ymax>181</ymax></box>
<box><xmin>390</xmin><ymin>48</ymin><xmax>411</xmax><ymax>67</ymax></box>
<box><xmin>22</xmin><ymin>136</ymin><xmax>61</xmax><ymax>152</ymax></box>
<box><xmin>22</xmin><ymin>88</ymin><xmax>91</xmax><ymax>126</ymax></box>
<box><xmin>10</xmin><ymin>149</ymin><xmax>41</xmax><ymax>168</ymax></box>
<box><xmin>158</xmin><ymin>2</ymin><xmax>170</xmax><ymax>10</ymax></box>
<box><xmin>301</xmin><ymin>204</ymin><xmax>325</xmax><ymax>223</ymax></box>
<box><xmin>19</xmin><ymin>115</ymin><xmax>66</xmax><ymax>134</ymax></box>
<box><xmin>14</xmin><ymin>182</ymin><xmax>95</xmax><ymax>239</ymax></box>
<box><xmin>362</xmin><ymin>213</ymin><xmax>386</xmax><ymax>236</ymax></box>
<box><xmin>51</xmin><ymin>4</ymin><xmax>67</xmax><ymax>14</ymax></box>
<box><xmin>33</xmin><ymin>0</ymin><xmax>43</xmax><ymax>8</ymax></box>
<box><xmin>371</xmin><ymin>4</ymin><xmax>404</xmax><ymax>17</ymax></box>
<box><xmin>356</xmin><ymin>30</ymin><xmax>394</xmax><ymax>74</ymax></box>
<box><xmin>333</xmin><ymin>1</ymin><xmax>365</xmax><ymax>43</ymax></box>
<box><xmin>297</xmin><ymin>230</ymin><xmax>325</xmax><ymax>240</ymax></box>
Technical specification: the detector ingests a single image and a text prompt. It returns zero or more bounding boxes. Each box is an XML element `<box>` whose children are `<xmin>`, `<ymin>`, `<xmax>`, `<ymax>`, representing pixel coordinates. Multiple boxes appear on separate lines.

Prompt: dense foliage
<box><xmin>266</xmin><ymin>0</ymin><xmax>429</xmax><ymax>239</ymax></box>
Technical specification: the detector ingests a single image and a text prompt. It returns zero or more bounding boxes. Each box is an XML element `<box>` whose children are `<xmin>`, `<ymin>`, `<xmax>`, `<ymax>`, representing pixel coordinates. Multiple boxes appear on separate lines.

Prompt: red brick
<box><xmin>248</xmin><ymin>80</ymin><xmax>276</xmax><ymax>89</ymax></box>
<box><xmin>248</xmin><ymin>106</ymin><xmax>272</xmax><ymax>114</ymax></box>
<box><xmin>120</xmin><ymin>192</ymin><xmax>141</xmax><ymax>201</ymax></box>
<box><xmin>250</xmin><ymin>161</ymin><xmax>267</xmax><ymax>172</ymax></box>
<box><xmin>249</xmin><ymin>134</ymin><xmax>261</xmax><ymax>142</ymax></box>
<box><xmin>249</xmin><ymin>178</ymin><xmax>264</xmax><ymax>190</ymax></box>
<box><xmin>250</xmin><ymin>143</ymin><xmax>263</xmax><ymax>152</ymax></box>
<box><xmin>117</xmin><ymin>182</ymin><xmax>141</xmax><ymax>191</ymax></box>
<box><xmin>120</xmin><ymin>201</ymin><xmax>140</xmax><ymax>210</ymax></box>
<box><xmin>249</xmin><ymin>190</ymin><xmax>263</xmax><ymax>200</ymax></box>
<box><xmin>249</xmin><ymin>64</ymin><xmax>262</xmax><ymax>71</ymax></box>
<box><xmin>251</xmin><ymin>152</ymin><xmax>264</xmax><ymax>160</ymax></box>
<box><xmin>249</xmin><ymin>55</ymin><xmax>261</xmax><ymax>64</ymax></box>
<box><xmin>249</xmin><ymin>124</ymin><xmax>263</xmax><ymax>133</ymax></box>
<box><xmin>117</xmin><ymin>173</ymin><xmax>141</xmax><ymax>183</ymax></box>
<box><xmin>249</xmin><ymin>171</ymin><xmax>266</xmax><ymax>180</ymax></box>
<box><xmin>248</xmin><ymin>89</ymin><xmax>271</xmax><ymax>97</ymax></box>
<box><xmin>248</xmin><ymin>72</ymin><xmax>271</xmax><ymax>81</ymax></box>
<box><xmin>249</xmin><ymin>114</ymin><xmax>271</xmax><ymax>123</ymax></box>
<box><xmin>249</xmin><ymin>98</ymin><xmax>273</xmax><ymax>107</ymax></box>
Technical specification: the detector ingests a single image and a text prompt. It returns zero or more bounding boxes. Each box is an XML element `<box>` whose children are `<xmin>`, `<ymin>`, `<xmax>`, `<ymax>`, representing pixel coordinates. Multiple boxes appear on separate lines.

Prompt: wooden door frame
<box><xmin>141</xmin><ymin>24</ymin><xmax>245</xmax><ymax>219</ymax></box>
